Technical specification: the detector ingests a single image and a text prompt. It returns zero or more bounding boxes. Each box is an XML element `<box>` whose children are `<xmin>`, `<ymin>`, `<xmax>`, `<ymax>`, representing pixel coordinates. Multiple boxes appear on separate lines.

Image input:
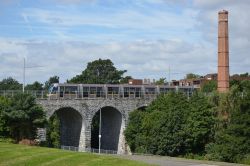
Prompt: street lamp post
<box><xmin>98</xmin><ymin>107</ymin><xmax>102</xmax><ymax>154</ymax></box>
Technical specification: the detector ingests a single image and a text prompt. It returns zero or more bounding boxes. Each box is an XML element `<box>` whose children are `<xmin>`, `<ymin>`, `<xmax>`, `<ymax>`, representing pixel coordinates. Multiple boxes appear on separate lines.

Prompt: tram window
<box><xmin>65</xmin><ymin>86</ymin><xmax>77</xmax><ymax>94</ymax></box>
<box><xmin>83</xmin><ymin>87</ymin><xmax>89</xmax><ymax>92</ymax></box>
<box><xmin>135</xmin><ymin>88</ymin><xmax>141</xmax><ymax>97</ymax></box>
<box><xmin>60</xmin><ymin>86</ymin><xmax>65</xmax><ymax>92</ymax></box>
<box><xmin>90</xmin><ymin>87</ymin><xmax>96</xmax><ymax>94</ymax></box>
<box><xmin>145</xmin><ymin>88</ymin><xmax>155</xmax><ymax>94</ymax></box>
<box><xmin>160</xmin><ymin>88</ymin><xmax>174</xmax><ymax>94</ymax></box>
<box><xmin>96</xmin><ymin>87</ymin><xmax>103</xmax><ymax>97</ymax></box>
<box><xmin>82</xmin><ymin>87</ymin><xmax>89</xmax><ymax>97</ymax></box>
<box><xmin>108</xmin><ymin>87</ymin><xmax>119</xmax><ymax>94</ymax></box>
<box><xmin>129</xmin><ymin>88</ymin><xmax>135</xmax><ymax>94</ymax></box>
<box><xmin>124</xmin><ymin>87</ymin><xmax>129</xmax><ymax>97</ymax></box>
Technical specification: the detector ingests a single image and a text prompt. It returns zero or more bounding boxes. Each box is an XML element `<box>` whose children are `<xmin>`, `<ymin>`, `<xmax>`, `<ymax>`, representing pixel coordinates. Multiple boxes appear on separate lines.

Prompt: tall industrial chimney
<box><xmin>218</xmin><ymin>10</ymin><xmax>229</xmax><ymax>92</ymax></box>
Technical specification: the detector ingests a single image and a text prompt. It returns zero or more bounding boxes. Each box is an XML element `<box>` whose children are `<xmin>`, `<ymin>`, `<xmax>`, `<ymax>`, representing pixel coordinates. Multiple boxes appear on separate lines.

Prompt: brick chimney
<box><xmin>218</xmin><ymin>10</ymin><xmax>229</xmax><ymax>92</ymax></box>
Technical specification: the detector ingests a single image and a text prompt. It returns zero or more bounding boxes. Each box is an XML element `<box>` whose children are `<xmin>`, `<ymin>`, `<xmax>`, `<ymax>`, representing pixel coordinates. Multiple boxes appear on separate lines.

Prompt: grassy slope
<box><xmin>0</xmin><ymin>142</ymin><xmax>150</xmax><ymax>166</ymax></box>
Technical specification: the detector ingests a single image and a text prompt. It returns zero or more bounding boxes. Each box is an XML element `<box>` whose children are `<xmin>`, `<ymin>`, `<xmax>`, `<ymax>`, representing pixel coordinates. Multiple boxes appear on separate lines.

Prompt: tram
<box><xmin>48</xmin><ymin>83</ymin><xmax>196</xmax><ymax>99</ymax></box>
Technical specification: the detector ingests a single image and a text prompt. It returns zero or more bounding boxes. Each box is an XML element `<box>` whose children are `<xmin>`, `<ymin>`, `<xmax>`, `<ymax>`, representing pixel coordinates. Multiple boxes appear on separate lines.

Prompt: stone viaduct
<box><xmin>37</xmin><ymin>97</ymin><xmax>154</xmax><ymax>154</ymax></box>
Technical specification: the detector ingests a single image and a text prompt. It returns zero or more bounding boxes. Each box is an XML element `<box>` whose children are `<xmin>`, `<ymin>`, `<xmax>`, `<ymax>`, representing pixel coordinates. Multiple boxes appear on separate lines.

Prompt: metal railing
<box><xmin>0</xmin><ymin>90</ymin><xmax>159</xmax><ymax>100</ymax></box>
<box><xmin>61</xmin><ymin>145</ymin><xmax>118</xmax><ymax>155</ymax></box>
<box><xmin>0</xmin><ymin>90</ymin><xmax>49</xmax><ymax>99</ymax></box>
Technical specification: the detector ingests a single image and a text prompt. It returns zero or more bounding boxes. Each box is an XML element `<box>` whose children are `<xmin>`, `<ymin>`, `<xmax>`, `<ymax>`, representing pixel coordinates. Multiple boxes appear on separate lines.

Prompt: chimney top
<box><xmin>219</xmin><ymin>10</ymin><xmax>228</xmax><ymax>14</ymax></box>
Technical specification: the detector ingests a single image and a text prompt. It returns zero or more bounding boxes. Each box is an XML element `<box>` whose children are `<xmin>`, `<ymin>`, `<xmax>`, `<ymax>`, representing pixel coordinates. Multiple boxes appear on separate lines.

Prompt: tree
<box><xmin>230</xmin><ymin>73</ymin><xmax>250</xmax><ymax>87</ymax></box>
<box><xmin>46</xmin><ymin>114</ymin><xmax>60</xmax><ymax>148</ymax></box>
<box><xmin>68</xmin><ymin>59</ymin><xmax>126</xmax><ymax>84</ymax></box>
<box><xmin>120</xmin><ymin>76</ymin><xmax>133</xmax><ymax>84</ymax></box>
<box><xmin>186</xmin><ymin>73</ymin><xmax>201</xmax><ymax>79</ymax></box>
<box><xmin>2</xmin><ymin>93</ymin><xmax>46</xmax><ymax>142</ymax></box>
<box><xmin>201</xmin><ymin>80</ymin><xmax>217</xmax><ymax>93</ymax></box>
<box><xmin>239</xmin><ymin>72</ymin><xmax>249</xmax><ymax>77</ymax></box>
<box><xmin>0</xmin><ymin>96</ymin><xmax>11</xmax><ymax>138</ymax></box>
<box><xmin>44</xmin><ymin>76</ymin><xmax>59</xmax><ymax>90</ymax></box>
<box><xmin>0</xmin><ymin>77</ymin><xmax>22</xmax><ymax>90</ymax></box>
<box><xmin>125</xmin><ymin>110</ymin><xmax>146</xmax><ymax>152</ymax></box>
<box><xmin>206</xmin><ymin>81</ymin><xmax>250</xmax><ymax>163</ymax></box>
<box><xmin>184</xmin><ymin>92</ymin><xmax>216</xmax><ymax>154</ymax></box>
<box><xmin>25</xmin><ymin>81</ymin><xmax>43</xmax><ymax>91</ymax></box>
<box><xmin>155</xmin><ymin>78</ymin><xmax>166</xmax><ymax>85</ymax></box>
<box><xmin>125</xmin><ymin>92</ymin><xmax>190</xmax><ymax>156</ymax></box>
<box><xmin>125</xmin><ymin>91</ymin><xmax>218</xmax><ymax>157</ymax></box>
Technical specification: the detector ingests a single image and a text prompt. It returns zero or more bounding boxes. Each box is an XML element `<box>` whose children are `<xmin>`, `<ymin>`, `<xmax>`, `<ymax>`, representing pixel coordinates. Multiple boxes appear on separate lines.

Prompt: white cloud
<box><xmin>21</xmin><ymin>6</ymin><xmax>197</xmax><ymax>41</ymax></box>
<box><xmin>0</xmin><ymin>0</ymin><xmax>249</xmax><ymax>85</ymax></box>
<box><xmin>0</xmin><ymin>38</ymin><xmax>219</xmax><ymax>84</ymax></box>
<box><xmin>192</xmin><ymin>0</ymin><xmax>250</xmax><ymax>75</ymax></box>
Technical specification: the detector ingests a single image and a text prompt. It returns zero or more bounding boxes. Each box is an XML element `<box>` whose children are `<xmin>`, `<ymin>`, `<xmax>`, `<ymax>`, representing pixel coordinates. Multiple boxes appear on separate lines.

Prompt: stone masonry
<box><xmin>37</xmin><ymin>98</ymin><xmax>154</xmax><ymax>154</ymax></box>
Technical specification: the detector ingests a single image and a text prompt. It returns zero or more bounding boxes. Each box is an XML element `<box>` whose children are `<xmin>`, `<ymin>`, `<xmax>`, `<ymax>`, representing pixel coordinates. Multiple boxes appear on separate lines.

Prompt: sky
<box><xmin>0</xmin><ymin>0</ymin><xmax>250</xmax><ymax>84</ymax></box>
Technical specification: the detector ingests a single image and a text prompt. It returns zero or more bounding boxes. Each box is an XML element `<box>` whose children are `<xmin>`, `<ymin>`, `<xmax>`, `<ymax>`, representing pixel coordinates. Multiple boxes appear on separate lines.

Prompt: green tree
<box><xmin>125</xmin><ymin>110</ymin><xmax>146</xmax><ymax>152</ymax></box>
<box><xmin>120</xmin><ymin>76</ymin><xmax>133</xmax><ymax>84</ymax></box>
<box><xmin>25</xmin><ymin>81</ymin><xmax>43</xmax><ymax>91</ymax></box>
<box><xmin>155</xmin><ymin>78</ymin><xmax>166</xmax><ymax>85</ymax></box>
<box><xmin>68</xmin><ymin>59</ymin><xmax>126</xmax><ymax>84</ymax></box>
<box><xmin>46</xmin><ymin>114</ymin><xmax>60</xmax><ymax>148</ymax></box>
<box><xmin>1</xmin><ymin>93</ymin><xmax>46</xmax><ymax>142</ymax></box>
<box><xmin>186</xmin><ymin>73</ymin><xmax>201</xmax><ymax>79</ymax></box>
<box><xmin>184</xmin><ymin>92</ymin><xmax>216</xmax><ymax>154</ymax></box>
<box><xmin>239</xmin><ymin>72</ymin><xmax>249</xmax><ymax>77</ymax></box>
<box><xmin>44</xmin><ymin>76</ymin><xmax>59</xmax><ymax>90</ymax></box>
<box><xmin>201</xmin><ymin>80</ymin><xmax>217</xmax><ymax>93</ymax></box>
<box><xmin>0</xmin><ymin>96</ymin><xmax>11</xmax><ymax>138</ymax></box>
<box><xmin>0</xmin><ymin>77</ymin><xmax>22</xmax><ymax>90</ymax></box>
<box><xmin>206</xmin><ymin>81</ymin><xmax>250</xmax><ymax>163</ymax></box>
<box><xmin>125</xmin><ymin>92</ymin><xmax>190</xmax><ymax>156</ymax></box>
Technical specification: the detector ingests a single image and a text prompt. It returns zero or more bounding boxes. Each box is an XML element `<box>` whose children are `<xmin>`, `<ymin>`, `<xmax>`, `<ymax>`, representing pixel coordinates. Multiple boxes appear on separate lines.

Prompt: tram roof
<box><xmin>54</xmin><ymin>83</ymin><xmax>197</xmax><ymax>89</ymax></box>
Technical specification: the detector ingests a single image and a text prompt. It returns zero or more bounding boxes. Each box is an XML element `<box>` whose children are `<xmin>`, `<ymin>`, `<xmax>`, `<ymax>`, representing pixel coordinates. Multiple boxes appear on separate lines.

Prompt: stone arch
<box><xmin>90</xmin><ymin>106</ymin><xmax>125</xmax><ymax>152</ymax></box>
<box><xmin>47</xmin><ymin>104</ymin><xmax>80</xmax><ymax>119</ymax></box>
<box><xmin>51</xmin><ymin>107</ymin><xmax>84</xmax><ymax>147</ymax></box>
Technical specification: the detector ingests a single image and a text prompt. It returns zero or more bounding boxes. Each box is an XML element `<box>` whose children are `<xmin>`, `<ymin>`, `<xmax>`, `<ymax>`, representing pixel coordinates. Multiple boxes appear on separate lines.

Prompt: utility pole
<box><xmin>22</xmin><ymin>57</ymin><xmax>45</xmax><ymax>93</ymax></box>
<box><xmin>23</xmin><ymin>58</ymin><xmax>26</xmax><ymax>93</ymax></box>
<box><xmin>168</xmin><ymin>65</ymin><xmax>170</xmax><ymax>85</ymax></box>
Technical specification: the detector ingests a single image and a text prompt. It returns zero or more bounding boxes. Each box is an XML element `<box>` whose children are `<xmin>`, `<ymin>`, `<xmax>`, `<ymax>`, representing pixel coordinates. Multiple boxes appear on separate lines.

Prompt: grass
<box><xmin>241</xmin><ymin>154</ymin><xmax>250</xmax><ymax>165</ymax></box>
<box><xmin>0</xmin><ymin>142</ymin><xmax>150</xmax><ymax>166</ymax></box>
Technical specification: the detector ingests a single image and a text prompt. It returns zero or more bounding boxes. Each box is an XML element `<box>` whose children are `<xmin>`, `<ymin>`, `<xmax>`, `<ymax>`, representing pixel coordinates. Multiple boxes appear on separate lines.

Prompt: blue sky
<box><xmin>0</xmin><ymin>0</ymin><xmax>197</xmax><ymax>41</ymax></box>
<box><xmin>0</xmin><ymin>0</ymin><xmax>250</xmax><ymax>84</ymax></box>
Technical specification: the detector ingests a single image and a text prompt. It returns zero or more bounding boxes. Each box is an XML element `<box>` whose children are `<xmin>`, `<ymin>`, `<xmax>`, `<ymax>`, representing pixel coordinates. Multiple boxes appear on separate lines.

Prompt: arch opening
<box><xmin>91</xmin><ymin>106</ymin><xmax>122</xmax><ymax>151</ymax></box>
<box><xmin>51</xmin><ymin>107</ymin><xmax>82</xmax><ymax>147</ymax></box>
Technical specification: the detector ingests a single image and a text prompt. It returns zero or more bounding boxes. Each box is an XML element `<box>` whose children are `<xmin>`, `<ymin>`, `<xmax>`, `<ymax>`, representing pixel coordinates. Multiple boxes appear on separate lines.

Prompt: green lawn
<box><xmin>0</xmin><ymin>142</ymin><xmax>150</xmax><ymax>166</ymax></box>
